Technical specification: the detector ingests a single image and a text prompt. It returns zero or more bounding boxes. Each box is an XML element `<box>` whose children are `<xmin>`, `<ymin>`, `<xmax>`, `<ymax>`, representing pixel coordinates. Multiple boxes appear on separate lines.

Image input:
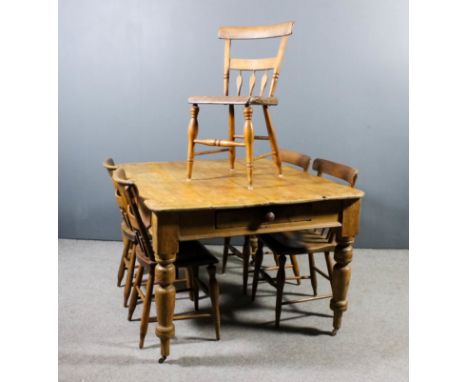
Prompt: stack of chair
<box><xmin>103</xmin><ymin>159</ymin><xmax>221</xmax><ymax>352</ymax></box>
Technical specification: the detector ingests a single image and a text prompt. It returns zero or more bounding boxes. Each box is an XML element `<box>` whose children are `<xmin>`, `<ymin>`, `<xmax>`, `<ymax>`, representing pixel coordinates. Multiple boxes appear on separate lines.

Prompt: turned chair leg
<box><xmin>275</xmin><ymin>254</ymin><xmax>287</xmax><ymax>328</ymax></box>
<box><xmin>123</xmin><ymin>244</ymin><xmax>137</xmax><ymax>307</ymax></box>
<box><xmin>207</xmin><ymin>264</ymin><xmax>221</xmax><ymax>340</ymax></box>
<box><xmin>139</xmin><ymin>269</ymin><xmax>155</xmax><ymax>349</ymax></box>
<box><xmin>192</xmin><ymin>266</ymin><xmax>199</xmax><ymax>311</ymax></box>
<box><xmin>308</xmin><ymin>252</ymin><xmax>318</xmax><ymax>296</ymax></box>
<box><xmin>117</xmin><ymin>236</ymin><xmax>130</xmax><ymax>287</ymax></box>
<box><xmin>242</xmin><ymin>236</ymin><xmax>251</xmax><ymax>295</ymax></box>
<box><xmin>262</xmin><ymin>105</ymin><xmax>282</xmax><ymax>176</ymax></box>
<box><xmin>222</xmin><ymin>237</ymin><xmax>230</xmax><ymax>274</ymax></box>
<box><xmin>324</xmin><ymin>251</ymin><xmax>334</xmax><ymax>286</ymax></box>
<box><xmin>228</xmin><ymin>104</ymin><xmax>236</xmax><ymax>171</ymax></box>
<box><xmin>243</xmin><ymin>106</ymin><xmax>254</xmax><ymax>189</ymax></box>
<box><xmin>128</xmin><ymin>265</ymin><xmax>143</xmax><ymax>321</ymax></box>
<box><xmin>251</xmin><ymin>239</ymin><xmax>264</xmax><ymax>301</ymax></box>
<box><xmin>186</xmin><ymin>104</ymin><xmax>199</xmax><ymax>180</ymax></box>
<box><xmin>186</xmin><ymin>266</ymin><xmax>194</xmax><ymax>301</ymax></box>
<box><xmin>290</xmin><ymin>255</ymin><xmax>301</xmax><ymax>285</ymax></box>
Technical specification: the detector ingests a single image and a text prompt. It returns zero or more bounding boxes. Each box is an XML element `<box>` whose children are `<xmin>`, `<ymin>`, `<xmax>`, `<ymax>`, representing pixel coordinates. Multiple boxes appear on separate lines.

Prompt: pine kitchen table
<box><xmin>120</xmin><ymin>158</ymin><xmax>364</xmax><ymax>362</ymax></box>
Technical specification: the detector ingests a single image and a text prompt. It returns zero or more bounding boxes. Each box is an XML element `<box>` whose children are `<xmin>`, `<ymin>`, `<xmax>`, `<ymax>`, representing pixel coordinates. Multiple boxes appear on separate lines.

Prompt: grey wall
<box><xmin>59</xmin><ymin>0</ymin><xmax>408</xmax><ymax>248</ymax></box>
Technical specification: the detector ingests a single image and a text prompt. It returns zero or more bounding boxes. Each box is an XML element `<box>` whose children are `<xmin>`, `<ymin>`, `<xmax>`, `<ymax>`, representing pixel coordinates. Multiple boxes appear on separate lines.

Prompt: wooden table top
<box><xmin>121</xmin><ymin>159</ymin><xmax>364</xmax><ymax>212</ymax></box>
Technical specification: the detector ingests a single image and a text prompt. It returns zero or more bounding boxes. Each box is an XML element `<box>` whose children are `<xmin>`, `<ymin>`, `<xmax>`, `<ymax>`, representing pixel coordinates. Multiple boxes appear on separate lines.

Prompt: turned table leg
<box><xmin>330</xmin><ymin>237</ymin><xmax>354</xmax><ymax>336</ymax></box>
<box><xmin>155</xmin><ymin>259</ymin><xmax>176</xmax><ymax>362</ymax></box>
<box><xmin>152</xmin><ymin>212</ymin><xmax>179</xmax><ymax>363</ymax></box>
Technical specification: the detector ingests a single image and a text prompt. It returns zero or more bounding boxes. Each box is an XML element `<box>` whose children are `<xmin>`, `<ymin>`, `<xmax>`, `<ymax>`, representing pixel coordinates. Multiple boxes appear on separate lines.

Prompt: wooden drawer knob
<box><xmin>264</xmin><ymin>211</ymin><xmax>275</xmax><ymax>222</ymax></box>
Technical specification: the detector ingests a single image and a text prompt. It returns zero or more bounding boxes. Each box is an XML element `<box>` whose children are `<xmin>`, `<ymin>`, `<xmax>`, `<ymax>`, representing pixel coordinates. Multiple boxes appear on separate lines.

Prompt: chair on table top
<box><xmin>186</xmin><ymin>21</ymin><xmax>294</xmax><ymax>189</ymax></box>
<box><xmin>251</xmin><ymin>158</ymin><xmax>358</xmax><ymax>329</ymax></box>
<box><xmin>221</xmin><ymin>149</ymin><xmax>311</xmax><ymax>294</ymax></box>
<box><xmin>103</xmin><ymin>158</ymin><xmax>138</xmax><ymax>307</ymax></box>
<box><xmin>112</xmin><ymin>168</ymin><xmax>221</xmax><ymax>350</ymax></box>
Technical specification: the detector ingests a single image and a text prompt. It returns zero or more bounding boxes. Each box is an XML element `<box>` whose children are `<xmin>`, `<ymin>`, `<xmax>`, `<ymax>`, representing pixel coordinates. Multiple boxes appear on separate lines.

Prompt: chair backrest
<box><xmin>279</xmin><ymin>149</ymin><xmax>311</xmax><ymax>172</ymax></box>
<box><xmin>312</xmin><ymin>158</ymin><xmax>358</xmax><ymax>187</ymax></box>
<box><xmin>219</xmin><ymin>21</ymin><xmax>294</xmax><ymax>98</ymax></box>
<box><xmin>112</xmin><ymin>168</ymin><xmax>155</xmax><ymax>263</ymax></box>
<box><xmin>103</xmin><ymin>158</ymin><xmax>132</xmax><ymax>226</ymax></box>
<box><xmin>103</xmin><ymin>157</ymin><xmax>117</xmax><ymax>177</ymax></box>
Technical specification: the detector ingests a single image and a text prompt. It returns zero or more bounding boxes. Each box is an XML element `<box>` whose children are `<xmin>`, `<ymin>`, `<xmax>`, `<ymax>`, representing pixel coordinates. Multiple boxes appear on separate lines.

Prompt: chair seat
<box><xmin>260</xmin><ymin>231</ymin><xmax>336</xmax><ymax>255</ymax></box>
<box><xmin>135</xmin><ymin>241</ymin><xmax>218</xmax><ymax>267</ymax></box>
<box><xmin>188</xmin><ymin>95</ymin><xmax>278</xmax><ymax>106</ymax></box>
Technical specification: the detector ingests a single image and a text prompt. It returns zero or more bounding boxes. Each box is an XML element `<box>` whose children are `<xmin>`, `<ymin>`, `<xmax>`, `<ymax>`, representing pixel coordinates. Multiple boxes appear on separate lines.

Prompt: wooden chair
<box><xmin>103</xmin><ymin>158</ymin><xmax>138</xmax><ymax>307</ymax></box>
<box><xmin>112</xmin><ymin>168</ymin><xmax>221</xmax><ymax>350</ymax></box>
<box><xmin>251</xmin><ymin>158</ymin><xmax>358</xmax><ymax>330</ymax></box>
<box><xmin>187</xmin><ymin>21</ymin><xmax>294</xmax><ymax>189</ymax></box>
<box><xmin>221</xmin><ymin>149</ymin><xmax>311</xmax><ymax>293</ymax></box>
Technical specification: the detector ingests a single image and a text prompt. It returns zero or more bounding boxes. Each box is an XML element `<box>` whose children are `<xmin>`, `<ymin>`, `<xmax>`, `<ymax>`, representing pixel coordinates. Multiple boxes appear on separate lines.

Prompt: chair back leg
<box><xmin>242</xmin><ymin>236</ymin><xmax>251</xmax><ymax>295</ymax></box>
<box><xmin>262</xmin><ymin>106</ymin><xmax>282</xmax><ymax>176</ymax></box>
<box><xmin>228</xmin><ymin>105</ymin><xmax>236</xmax><ymax>170</ymax></box>
<box><xmin>207</xmin><ymin>264</ymin><xmax>221</xmax><ymax>340</ymax></box>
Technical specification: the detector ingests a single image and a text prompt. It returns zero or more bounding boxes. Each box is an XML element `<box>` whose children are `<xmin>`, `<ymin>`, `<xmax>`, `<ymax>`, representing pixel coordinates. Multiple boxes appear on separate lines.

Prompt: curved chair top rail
<box><xmin>103</xmin><ymin>157</ymin><xmax>117</xmax><ymax>175</ymax></box>
<box><xmin>218</xmin><ymin>21</ymin><xmax>294</xmax><ymax>40</ymax></box>
<box><xmin>279</xmin><ymin>149</ymin><xmax>311</xmax><ymax>172</ymax></box>
<box><xmin>312</xmin><ymin>158</ymin><xmax>358</xmax><ymax>187</ymax></box>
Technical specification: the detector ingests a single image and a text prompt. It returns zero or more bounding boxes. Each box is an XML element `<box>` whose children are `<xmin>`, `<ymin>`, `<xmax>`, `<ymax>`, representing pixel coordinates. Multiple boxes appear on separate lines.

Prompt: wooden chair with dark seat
<box><xmin>186</xmin><ymin>21</ymin><xmax>294</xmax><ymax>189</ymax></box>
<box><xmin>221</xmin><ymin>149</ymin><xmax>311</xmax><ymax>293</ymax></box>
<box><xmin>113</xmin><ymin>168</ymin><xmax>221</xmax><ymax>351</ymax></box>
<box><xmin>251</xmin><ymin>158</ymin><xmax>358</xmax><ymax>331</ymax></box>
<box><xmin>103</xmin><ymin>158</ymin><xmax>138</xmax><ymax>307</ymax></box>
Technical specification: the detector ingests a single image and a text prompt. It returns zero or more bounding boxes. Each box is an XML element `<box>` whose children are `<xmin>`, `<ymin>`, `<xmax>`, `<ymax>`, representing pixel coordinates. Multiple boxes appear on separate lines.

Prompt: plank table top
<box><xmin>120</xmin><ymin>159</ymin><xmax>364</xmax><ymax>212</ymax></box>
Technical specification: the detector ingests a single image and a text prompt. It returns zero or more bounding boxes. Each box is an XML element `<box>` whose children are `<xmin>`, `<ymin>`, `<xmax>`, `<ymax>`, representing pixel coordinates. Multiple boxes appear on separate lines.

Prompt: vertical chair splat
<box><xmin>248</xmin><ymin>71</ymin><xmax>256</xmax><ymax>96</ymax></box>
<box><xmin>259</xmin><ymin>71</ymin><xmax>269</xmax><ymax>97</ymax></box>
<box><xmin>236</xmin><ymin>71</ymin><xmax>243</xmax><ymax>96</ymax></box>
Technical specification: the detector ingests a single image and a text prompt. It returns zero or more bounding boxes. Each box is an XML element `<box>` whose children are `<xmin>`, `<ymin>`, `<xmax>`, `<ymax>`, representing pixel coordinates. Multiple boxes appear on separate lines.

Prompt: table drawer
<box><xmin>215</xmin><ymin>201</ymin><xmax>340</xmax><ymax>230</ymax></box>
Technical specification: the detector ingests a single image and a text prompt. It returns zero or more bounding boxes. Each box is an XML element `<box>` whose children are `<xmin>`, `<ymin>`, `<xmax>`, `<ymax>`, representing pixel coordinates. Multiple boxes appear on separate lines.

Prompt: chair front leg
<box><xmin>290</xmin><ymin>255</ymin><xmax>301</xmax><ymax>285</ymax></box>
<box><xmin>243</xmin><ymin>106</ymin><xmax>254</xmax><ymax>189</ymax></box>
<box><xmin>186</xmin><ymin>104</ymin><xmax>199</xmax><ymax>180</ymax></box>
<box><xmin>262</xmin><ymin>105</ymin><xmax>282</xmax><ymax>176</ymax></box>
<box><xmin>307</xmin><ymin>252</ymin><xmax>318</xmax><ymax>296</ymax></box>
<box><xmin>251</xmin><ymin>238</ymin><xmax>264</xmax><ymax>301</ymax></box>
<box><xmin>139</xmin><ymin>267</ymin><xmax>155</xmax><ymax>349</ymax></box>
<box><xmin>123</xmin><ymin>244</ymin><xmax>137</xmax><ymax>307</ymax></box>
<box><xmin>275</xmin><ymin>254</ymin><xmax>287</xmax><ymax>328</ymax></box>
<box><xmin>222</xmin><ymin>237</ymin><xmax>230</xmax><ymax>274</ymax></box>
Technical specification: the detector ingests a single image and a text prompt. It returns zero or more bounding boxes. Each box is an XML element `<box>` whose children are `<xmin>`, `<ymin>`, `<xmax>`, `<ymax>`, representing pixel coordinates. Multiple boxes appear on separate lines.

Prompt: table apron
<box><xmin>176</xmin><ymin>200</ymin><xmax>344</xmax><ymax>241</ymax></box>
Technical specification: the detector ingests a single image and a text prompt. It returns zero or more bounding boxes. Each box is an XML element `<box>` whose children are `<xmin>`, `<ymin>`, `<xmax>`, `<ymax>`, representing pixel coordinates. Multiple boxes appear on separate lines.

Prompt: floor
<box><xmin>58</xmin><ymin>239</ymin><xmax>408</xmax><ymax>382</ymax></box>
